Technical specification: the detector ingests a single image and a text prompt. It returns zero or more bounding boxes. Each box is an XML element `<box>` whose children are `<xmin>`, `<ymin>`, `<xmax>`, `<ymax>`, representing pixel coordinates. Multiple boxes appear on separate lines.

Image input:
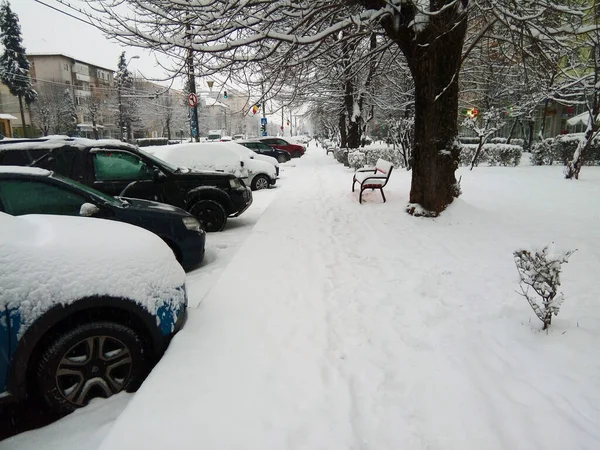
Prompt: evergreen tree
<box><xmin>0</xmin><ymin>1</ymin><xmax>36</xmax><ymax>137</ymax></box>
<box><xmin>115</xmin><ymin>51</ymin><xmax>135</xmax><ymax>141</ymax></box>
<box><xmin>59</xmin><ymin>88</ymin><xmax>77</xmax><ymax>136</ymax></box>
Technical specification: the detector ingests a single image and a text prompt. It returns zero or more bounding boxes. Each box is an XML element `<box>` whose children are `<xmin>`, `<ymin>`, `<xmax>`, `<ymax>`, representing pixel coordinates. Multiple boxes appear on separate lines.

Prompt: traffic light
<box><xmin>223</xmin><ymin>91</ymin><xmax>228</xmax><ymax>99</ymax></box>
<box><xmin>261</xmin><ymin>123</ymin><xmax>266</xmax><ymax>133</ymax></box>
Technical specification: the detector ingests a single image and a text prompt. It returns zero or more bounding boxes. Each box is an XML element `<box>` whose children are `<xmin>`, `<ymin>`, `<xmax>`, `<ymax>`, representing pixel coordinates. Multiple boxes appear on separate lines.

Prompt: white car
<box><xmin>0</xmin><ymin>212</ymin><xmax>187</xmax><ymax>412</ymax></box>
<box><xmin>226</xmin><ymin>142</ymin><xmax>280</xmax><ymax>178</ymax></box>
<box><xmin>151</xmin><ymin>143</ymin><xmax>277</xmax><ymax>191</ymax></box>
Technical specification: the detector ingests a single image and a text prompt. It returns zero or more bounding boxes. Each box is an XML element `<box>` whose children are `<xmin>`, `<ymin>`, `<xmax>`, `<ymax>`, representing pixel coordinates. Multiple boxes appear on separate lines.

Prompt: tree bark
<box><xmin>381</xmin><ymin>5</ymin><xmax>468</xmax><ymax>215</ymax></box>
<box><xmin>339</xmin><ymin>112</ymin><xmax>347</xmax><ymax>148</ymax></box>
<box><xmin>18</xmin><ymin>95</ymin><xmax>27</xmax><ymax>138</ymax></box>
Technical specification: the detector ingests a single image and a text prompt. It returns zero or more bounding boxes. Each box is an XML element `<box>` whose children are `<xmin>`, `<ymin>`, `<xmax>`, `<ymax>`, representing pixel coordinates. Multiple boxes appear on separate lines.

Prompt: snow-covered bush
<box><xmin>490</xmin><ymin>137</ymin><xmax>525</xmax><ymax>147</ymax></box>
<box><xmin>459</xmin><ymin>144</ymin><xmax>522</xmax><ymax>167</ymax></box>
<box><xmin>514</xmin><ymin>245</ymin><xmax>576</xmax><ymax>330</ymax></box>
<box><xmin>348</xmin><ymin>150</ymin><xmax>366</xmax><ymax>170</ymax></box>
<box><xmin>530</xmin><ymin>134</ymin><xmax>600</xmax><ymax>166</ymax></box>
<box><xmin>334</xmin><ymin>147</ymin><xmax>349</xmax><ymax>166</ymax></box>
<box><xmin>362</xmin><ymin>146</ymin><xmax>404</xmax><ymax>168</ymax></box>
<box><xmin>458</xmin><ymin>136</ymin><xmax>481</xmax><ymax>145</ymax></box>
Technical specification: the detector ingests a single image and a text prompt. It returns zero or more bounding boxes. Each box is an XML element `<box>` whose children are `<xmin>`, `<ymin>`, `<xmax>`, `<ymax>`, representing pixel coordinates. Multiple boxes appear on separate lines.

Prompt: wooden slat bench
<box><xmin>351</xmin><ymin>158</ymin><xmax>394</xmax><ymax>204</ymax></box>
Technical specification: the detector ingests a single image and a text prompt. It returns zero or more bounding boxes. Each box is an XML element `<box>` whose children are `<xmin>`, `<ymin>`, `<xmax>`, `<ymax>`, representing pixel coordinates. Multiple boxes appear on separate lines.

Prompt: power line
<box><xmin>32</xmin><ymin>0</ymin><xmax>96</xmax><ymax>28</ymax></box>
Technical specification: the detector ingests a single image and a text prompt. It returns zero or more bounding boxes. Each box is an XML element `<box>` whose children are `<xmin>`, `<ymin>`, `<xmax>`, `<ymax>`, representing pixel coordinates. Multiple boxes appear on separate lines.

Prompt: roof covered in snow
<box><xmin>0</xmin><ymin>166</ymin><xmax>50</xmax><ymax>176</ymax></box>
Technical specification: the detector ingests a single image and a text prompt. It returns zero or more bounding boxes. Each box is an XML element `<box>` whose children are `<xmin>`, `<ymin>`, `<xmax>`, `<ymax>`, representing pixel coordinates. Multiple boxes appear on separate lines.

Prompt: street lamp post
<box><xmin>118</xmin><ymin>55</ymin><xmax>139</xmax><ymax>142</ymax></box>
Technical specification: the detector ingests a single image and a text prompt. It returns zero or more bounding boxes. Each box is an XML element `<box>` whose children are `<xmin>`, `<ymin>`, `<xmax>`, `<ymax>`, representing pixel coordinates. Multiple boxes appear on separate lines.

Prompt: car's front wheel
<box><xmin>37</xmin><ymin>321</ymin><xmax>149</xmax><ymax>414</ymax></box>
<box><xmin>293</xmin><ymin>151</ymin><xmax>302</xmax><ymax>158</ymax></box>
<box><xmin>277</xmin><ymin>155</ymin><xmax>287</xmax><ymax>163</ymax></box>
<box><xmin>190</xmin><ymin>199</ymin><xmax>227</xmax><ymax>232</ymax></box>
<box><xmin>251</xmin><ymin>175</ymin><xmax>270</xmax><ymax>191</ymax></box>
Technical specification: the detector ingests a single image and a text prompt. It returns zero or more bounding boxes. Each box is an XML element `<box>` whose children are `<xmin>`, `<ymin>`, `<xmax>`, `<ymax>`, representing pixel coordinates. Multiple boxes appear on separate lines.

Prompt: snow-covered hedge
<box><xmin>348</xmin><ymin>150</ymin><xmax>366</xmax><ymax>170</ymax></box>
<box><xmin>334</xmin><ymin>147</ymin><xmax>349</xmax><ymax>166</ymax></box>
<box><xmin>459</xmin><ymin>143</ymin><xmax>522</xmax><ymax>167</ymax></box>
<box><xmin>490</xmin><ymin>137</ymin><xmax>525</xmax><ymax>147</ymax></box>
<box><xmin>459</xmin><ymin>136</ymin><xmax>525</xmax><ymax>147</ymax></box>
<box><xmin>136</xmin><ymin>138</ymin><xmax>170</xmax><ymax>147</ymax></box>
<box><xmin>531</xmin><ymin>134</ymin><xmax>600</xmax><ymax>166</ymax></box>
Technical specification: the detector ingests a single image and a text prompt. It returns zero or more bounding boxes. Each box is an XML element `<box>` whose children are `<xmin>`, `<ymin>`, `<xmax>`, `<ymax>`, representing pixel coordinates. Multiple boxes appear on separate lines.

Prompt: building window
<box><xmin>64</xmin><ymin>63</ymin><xmax>69</xmax><ymax>71</ymax></box>
<box><xmin>76</xmin><ymin>97</ymin><xmax>81</xmax><ymax>106</ymax></box>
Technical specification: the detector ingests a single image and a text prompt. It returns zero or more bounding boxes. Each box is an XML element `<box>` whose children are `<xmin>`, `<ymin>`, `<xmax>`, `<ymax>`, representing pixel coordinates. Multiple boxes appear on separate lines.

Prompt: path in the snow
<box><xmin>96</xmin><ymin>145</ymin><xmax>600</xmax><ymax>450</ymax></box>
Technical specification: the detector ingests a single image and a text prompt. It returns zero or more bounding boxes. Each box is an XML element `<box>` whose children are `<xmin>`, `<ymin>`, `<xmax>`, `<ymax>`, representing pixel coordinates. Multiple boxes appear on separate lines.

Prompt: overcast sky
<box><xmin>13</xmin><ymin>0</ymin><xmax>177</xmax><ymax>85</ymax></box>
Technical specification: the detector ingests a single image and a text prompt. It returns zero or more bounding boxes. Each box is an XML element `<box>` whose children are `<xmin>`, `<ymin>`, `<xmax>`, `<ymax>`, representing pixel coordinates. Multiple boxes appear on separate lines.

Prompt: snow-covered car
<box><xmin>226</xmin><ymin>142</ymin><xmax>280</xmax><ymax>178</ymax></box>
<box><xmin>0</xmin><ymin>212</ymin><xmax>187</xmax><ymax>413</ymax></box>
<box><xmin>151</xmin><ymin>142</ymin><xmax>277</xmax><ymax>191</ymax></box>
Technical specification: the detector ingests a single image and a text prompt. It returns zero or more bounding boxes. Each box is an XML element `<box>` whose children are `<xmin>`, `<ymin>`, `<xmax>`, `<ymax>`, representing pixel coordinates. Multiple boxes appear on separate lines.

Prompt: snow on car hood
<box><xmin>0</xmin><ymin>213</ymin><xmax>186</xmax><ymax>334</ymax></box>
<box><xmin>150</xmin><ymin>143</ymin><xmax>249</xmax><ymax>179</ymax></box>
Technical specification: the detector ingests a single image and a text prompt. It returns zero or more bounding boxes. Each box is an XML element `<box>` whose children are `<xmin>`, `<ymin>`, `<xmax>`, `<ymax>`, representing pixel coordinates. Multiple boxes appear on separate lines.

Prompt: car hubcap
<box><xmin>195</xmin><ymin>206</ymin><xmax>221</xmax><ymax>230</ymax></box>
<box><xmin>56</xmin><ymin>336</ymin><xmax>132</xmax><ymax>406</ymax></box>
<box><xmin>256</xmin><ymin>178</ymin><xmax>269</xmax><ymax>190</ymax></box>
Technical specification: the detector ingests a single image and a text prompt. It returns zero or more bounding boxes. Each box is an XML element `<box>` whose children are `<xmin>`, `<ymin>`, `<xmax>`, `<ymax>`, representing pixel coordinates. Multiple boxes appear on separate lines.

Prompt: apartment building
<box><xmin>0</xmin><ymin>53</ymin><xmax>117</xmax><ymax>137</ymax></box>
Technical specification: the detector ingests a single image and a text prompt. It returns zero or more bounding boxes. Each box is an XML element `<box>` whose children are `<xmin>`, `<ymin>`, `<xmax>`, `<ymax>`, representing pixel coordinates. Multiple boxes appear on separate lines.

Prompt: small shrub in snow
<box><xmin>334</xmin><ymin>147</ymin><xmax>349</xmax><ymax>166</ymax></box>
<box><xmin>348</xmin><ymin>150</ymin><xmax>366</xmax><ymax>170</ymax></box>
<box><xmin>530</xmin><ymin>134</ymin><xmax>600</xmax><ymax>166</ymax></box>
<box><xmin>459</xmin><ymin>144</ymin><xmax>522</xmax><ymax>167</ymax></box>
<box><xmin>513</xmin><ymin>245</ymin><xmax>576</xmax><ymax>330</ymax></box>
<box><xmin>489</xmin><ymin>137</ymin><xmax>525</xmax><ymax>146</ymax></box>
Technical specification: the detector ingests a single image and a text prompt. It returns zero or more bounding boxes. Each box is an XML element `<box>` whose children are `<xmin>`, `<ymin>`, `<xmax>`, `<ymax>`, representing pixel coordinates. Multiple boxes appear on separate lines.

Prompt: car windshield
<box><xmin>53</xmin><ymin>173</ymin><xmax>123</xmax><ymax>206</ymax></box>
<box><xmin>137</xmin><ymin>147</ymin><xmax>179</xmax><ymax>172</ymax></box>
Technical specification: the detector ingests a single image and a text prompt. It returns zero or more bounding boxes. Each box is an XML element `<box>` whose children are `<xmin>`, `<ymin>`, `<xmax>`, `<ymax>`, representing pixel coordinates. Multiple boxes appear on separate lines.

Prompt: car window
<box><xmin>0</xmin><ymin>180</ymin><xmax>87</xmax><ymax>216</ymax></box>
<box><xmin>94</xmin><ymin>151</ymin><xmax>153</xmax><ymax>181</ymax></box>
<box><xmin>256</xmin><ymin>143</ymin><xmax>272</xmax><ymax>152</ymax></box>
<box><xmin>262</xmin><ymin>139</ymin><xmax>275</xmax><ymax>144</ymax></box>
<box><xmin>276</xmin><ymin>139</ymin><xmax>288</xmax><ymax>145</ymax></box>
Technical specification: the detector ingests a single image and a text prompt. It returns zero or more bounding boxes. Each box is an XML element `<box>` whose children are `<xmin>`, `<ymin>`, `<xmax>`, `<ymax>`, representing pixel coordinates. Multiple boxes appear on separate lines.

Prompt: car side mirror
<box><xmin>152</xmin><ymin>167</ymin><xmax>165</xmax><ymax>181</ymax></box>
<box><xmin>80</xmin><ymin>203</ymin><xmax>100</xmax><ymax>217</ymax></box>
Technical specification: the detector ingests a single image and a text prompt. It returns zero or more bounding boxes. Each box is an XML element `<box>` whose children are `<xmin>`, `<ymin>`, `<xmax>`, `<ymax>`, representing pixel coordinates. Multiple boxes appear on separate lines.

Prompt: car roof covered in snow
<box><xmin>0</xmin><ymin>136</ymin><xmax>137</xmax><ymax>152</ymax></box>
<box><xmin>0</xmin><ymin>166</ymin><xmax>51</xmax><ymax>176</ymax></box>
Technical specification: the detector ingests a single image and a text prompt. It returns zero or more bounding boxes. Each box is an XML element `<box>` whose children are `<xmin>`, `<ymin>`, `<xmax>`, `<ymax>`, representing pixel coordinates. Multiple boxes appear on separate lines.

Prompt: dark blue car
<box><xmin>0</xmin><ymin>211</ymin><xmax>188</xmax><ymax>413</ymax></box>
<box><xmin>0</xmin><ymin>166</ymin><xmax>206</xmax><ymax>271</ymax></box>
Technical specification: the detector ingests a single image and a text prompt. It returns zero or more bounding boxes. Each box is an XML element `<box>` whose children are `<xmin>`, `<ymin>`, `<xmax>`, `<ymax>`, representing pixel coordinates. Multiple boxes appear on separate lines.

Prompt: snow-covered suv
<box><xmin>0</xmin><ymin>212</ymin><xmax>187</xmax><ymax>413</ymax></box>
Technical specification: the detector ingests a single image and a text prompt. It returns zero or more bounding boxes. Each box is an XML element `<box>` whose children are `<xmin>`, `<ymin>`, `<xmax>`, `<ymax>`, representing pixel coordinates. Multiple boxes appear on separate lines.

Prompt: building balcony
<box><xmin>76</xmin><ymin>73</ymin><xmax>91</xmax><ymax>82</ymax></box>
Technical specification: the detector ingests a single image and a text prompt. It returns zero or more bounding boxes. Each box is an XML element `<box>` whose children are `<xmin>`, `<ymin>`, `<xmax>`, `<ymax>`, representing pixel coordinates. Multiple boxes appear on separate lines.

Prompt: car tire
<box><xmin>190</xmin><ymin>199</ymin><xmax>227</xmax><ymax>232</ymax></box>
<box><xmin>36</xmin><ymin>321</ymin><xmax>149</xmax><ymax>414</ymax></box>
<box><xmin>251</xmin><ymin>175</ymin><xmax>270</xmax><ymax>191</ymax></box>
<box><xmin>293</xmin><ymin>151</ymin><xmax>302</xmax><ymax>158</ymax></box>
<box><xmin>277</xmin><ymin>155</ymin><xmax>287</xmax><ymax>163</ymax></box>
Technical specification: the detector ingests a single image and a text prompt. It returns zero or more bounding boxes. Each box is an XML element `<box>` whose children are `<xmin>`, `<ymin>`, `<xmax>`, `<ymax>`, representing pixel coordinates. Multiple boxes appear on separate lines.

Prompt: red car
<box><xmin>259</xmin><ymin>137</ymin><xmax>306</xmax><ymax>158</ymax></box>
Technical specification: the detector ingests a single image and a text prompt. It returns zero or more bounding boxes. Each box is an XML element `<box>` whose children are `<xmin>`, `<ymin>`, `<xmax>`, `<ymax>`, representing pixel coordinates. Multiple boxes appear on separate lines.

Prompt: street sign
<box><xmin>262</xmin><ymin>130</ymin><xmax>268</xmax><ymax>136</ymax></box>
<box><xmin>260</xmin><ymin>117</ymin><xmax>268</xmax><ymax>125</ymax></box>
<box><xmin>188</xmin><ymin>93</ymin><xmax>198</xmax><ymax>108</ymax></box>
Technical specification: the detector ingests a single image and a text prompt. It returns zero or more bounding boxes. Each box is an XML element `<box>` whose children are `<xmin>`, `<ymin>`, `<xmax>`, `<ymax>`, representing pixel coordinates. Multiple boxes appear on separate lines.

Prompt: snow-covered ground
<box><xmin>3</xmin><ymin>144</ymin><xmax>600</xmax><ymax>449</ymax></box>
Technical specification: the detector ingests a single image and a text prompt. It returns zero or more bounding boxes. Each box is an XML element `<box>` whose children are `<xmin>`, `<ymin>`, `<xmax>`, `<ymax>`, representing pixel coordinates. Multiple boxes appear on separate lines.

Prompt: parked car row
<box><xmin>0</xmin><ymin>134</ymin><xmax>307</xmax><ymax>414</ymax></box>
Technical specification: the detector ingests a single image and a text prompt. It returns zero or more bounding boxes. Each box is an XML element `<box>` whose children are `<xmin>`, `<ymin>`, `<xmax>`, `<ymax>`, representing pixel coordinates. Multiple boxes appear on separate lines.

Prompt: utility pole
<box><xmin>186</xmin><ymin>22</ymin><xmax>200</xmax><ymax>142</ymax></box>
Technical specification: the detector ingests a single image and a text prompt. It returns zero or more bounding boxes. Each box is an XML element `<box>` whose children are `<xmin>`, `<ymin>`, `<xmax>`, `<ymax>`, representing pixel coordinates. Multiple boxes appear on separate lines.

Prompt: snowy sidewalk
<box><xmin>98</xmin><ymin>146</ymin><xmax>600</xmax><ymax>450</ymax></box>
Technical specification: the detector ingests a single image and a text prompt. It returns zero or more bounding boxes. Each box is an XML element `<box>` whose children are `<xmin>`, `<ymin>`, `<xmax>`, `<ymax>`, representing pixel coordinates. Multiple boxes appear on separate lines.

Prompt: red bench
<box><xmin>351</xmin><ymin>158</ymin><xmax>394</xmax><ymax>204</ymax></box>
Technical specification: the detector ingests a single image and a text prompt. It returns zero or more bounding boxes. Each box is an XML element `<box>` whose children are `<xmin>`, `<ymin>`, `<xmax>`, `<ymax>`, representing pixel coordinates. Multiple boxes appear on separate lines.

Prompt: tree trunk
<box><xmin>92</xmin><ymin>118</ymin><xmax>99</xmax><ymax>140</ymax></box>
<box><xmin>18</xmin><ymin>95</ymin><xmax>27</xmax><ymax>138</ymax></box>
<box><xmin>166</xmin><ymin>118</ymin><xmax>172</xmax><ymax>141</ymax></box>
<box><xmin>506</xmin><ymin>118</ymin><xmax>519</xmax><ymax>144</ymax></box>
<box><xmin>526</xmin><ymin>117</ymin><xmax>535</xmax><ymax>152</ymax></box>
<box><xmin>470</xmin><ymin>135</ymin><xmax>485</xmax><ymax>170</ymax></box>
<box><xmin>347</xmin><ymin>120</ymin><xmax>360</xmax><ymax>149</ymax></box>
<box><xmin>385</xmin><ymin>8</ymin><xmax>468</xmax><ymax>215</ymax></box>
<box><xmin>339</xmin><ymin>112</ymin><xmax>347</xmax><ymax>148</ymax></box>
